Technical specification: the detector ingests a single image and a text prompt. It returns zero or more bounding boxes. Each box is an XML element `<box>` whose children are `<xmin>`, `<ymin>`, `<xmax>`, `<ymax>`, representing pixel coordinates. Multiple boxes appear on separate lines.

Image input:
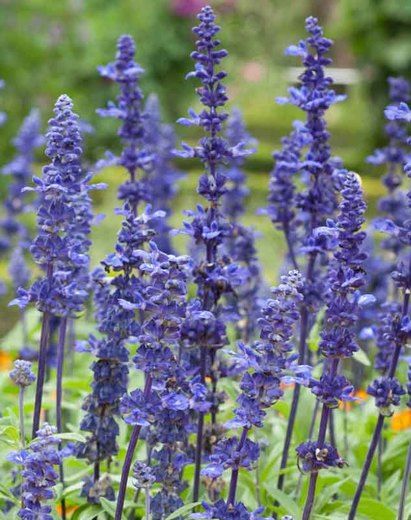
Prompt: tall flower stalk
<box><xmin>299</xmin><ymin>171</ymin><xmax>367</xmax><ymax>519</ymax></box>
<box><xmin>8</xmin><ymin>424</ymin><xmax>62</xmax><ymax>519</ymax></box>
<box><xmin>274</xmin><ymin>17</ymin><xmax>345</xmax><ymax>491</ymax></box>
<box><xmin>11</xmin><ymin>95</ymin><xmax>94</xmax><ymax>520</ymax></box>
<box><xmin>9</xmin><ymin>360</ymin><xmax>36</xmax><ymax>447</ymax></box>
<box><xmin>176</xmin><ymin>5</ymin><xmax>252</xmax><ymax>501</ymax></box>
<box><xmin>195</xmin><ymin>271</ymin><xmax>306</xmax><ymax>518</ymax></box>
<box><xmin>12</xmin><ymin>96</ymin><xmax>91</xmax><ymax>440</ymax></box>
<box><xmin>76</xmin><ymin>34</ymin><xmax>151</xmax><ymax>502</ymax></box>
<box><xmin>348</xmin><ymin>101</ymin><xmax>411</xmax><ymax>520</ymax></box>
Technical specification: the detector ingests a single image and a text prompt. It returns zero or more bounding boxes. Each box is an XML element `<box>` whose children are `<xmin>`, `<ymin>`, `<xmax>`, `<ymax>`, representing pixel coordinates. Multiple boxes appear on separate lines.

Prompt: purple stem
<box><xmin>302</xmin><ymin>358</ymin><xmax>338</xmax><ymax>520</ymax></box>
<box><xmin>115</xmin><ymin>375</ymin><xmax>152</xmax><ymax>520</ymax></box>
<box><xmin>56</xmin><ymin>316</ymin><xmax>68</xmax><ymax>520</ymax></box>
<box><xmin>302</xmin><ymin>405</ymin><xmax>331</xmax><ymax>520</ymax></box>
<box><xmin>348</xmin><ymin>414</ymin><xmax>384</xmax><ymax>520</ymax></box>
<box><xmin>32</xmin><ymin>310</ymin><xmax>51</xmax><ymax>438</ymax></box>
<box><xmin>227</xmin><ymin>427</ymin><xmax>249</xmax><ymax>506</ymax></box>
<box><xmin>193</xmin><ymin>345</ymin><xmax>207</xmax><ymax>501</ymax></box>
<box><xmin>295</xmin><ymin>399</ymin><xmax>319</xmax><ymax>500</ymax></box>
<box><xmin>56</xmin><ymin>317</ymin><xmax>68</xmax><ymax>434</ymax></box>
<box><xmin>348</xmin><ymin>290</ymin><xmax>410</xmax><ymax>520</ymax></box>
<box><xmin>277</xmin><ymin>253</ymin><xmax>316</xmax><ymax>491</ymax></box>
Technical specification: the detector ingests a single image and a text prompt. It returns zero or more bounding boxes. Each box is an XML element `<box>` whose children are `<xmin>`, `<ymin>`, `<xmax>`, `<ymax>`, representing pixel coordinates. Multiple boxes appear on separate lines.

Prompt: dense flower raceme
<box><xmin>77</xmin><ymin>35</ymin><xmax>155</xmax><ymax>502</ymax></box>
<box><xmin>364</xmin><ymin>99</ymin><xmax>411</xmax><ymax>417</ymax></box>
<box><xmin>9</xmin><ymin>424</ymin><xmax>62</xmax><ymax>519</ymax></box>
<box><xmin>197</xmin><ymin>271</ymin><xmax>307</xmax><ymax>518</ymax></box>
<box><xmin>118</xmin><ymin>241</ymin><xmax>193</xmax><ymax>519</ymax></box>
<box><xmin>273</xmin><ymin>16</ymin><xmax>346</xmax><ymax>494</ymax></box>
<box><xmin>1</xmin><ymin>109</ymin><xmax>43</xmax><ymax>250</ymax></box>
<box><xmin>143</xmin><ymin>94</ymin><xmax>183</xmax><ymax>253</ymax></box>
<box><xmin>176</xmin><ymin>5</ymin><xmax>253</xmax><ymax>499</ymax></box>
<box><xmin>10</xmin><ymin>359</ymin><xmax>36</xmax><ymax>388</ymax></box>
<box><xmin>277</xmin><ymin>17</ymin><xmax>345</xmax><ymax>250</ymax></box>
<box><xmin>13</xmin><ymin>95</ymin><xmax>95</xmax><ymax>317</ymax></box>
<box><xmin>369</xmin><ymin>78</ymin><xmax>410</xmax><ymax>267</ymax></box>
<box><xmin>222</xmin><ymin>108</ymin><xmax>263</xmax><ymax>341</ymax></box>
<box><xmin>298</xmin><ymin>171</ymin><xmax>368</xmax><ymax>518</ymax></box>
<box><xmin>97</xmin><ymin>34</ymin><xmax>153</xmax><ymax>207</ymax></box>
<box><xmin>75</xmin><ymin>208</ymin><xmax>164</xmax><ymax>501</ymax></box>
<box><xmin>265</xmin><ymin>121</ymin><xmax>311</xmax><ymax>267</ymax></box>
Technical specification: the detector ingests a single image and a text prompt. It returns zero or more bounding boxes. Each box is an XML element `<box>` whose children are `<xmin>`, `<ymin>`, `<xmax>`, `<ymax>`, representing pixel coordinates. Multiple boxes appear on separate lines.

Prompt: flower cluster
<box><xmin>98</xmin><ymin>34</ymin><xmax>152</xmax><ymax>206</ymax></box>
<box><xmin>9</xmin><ymin>424</ymin><xmax>62</xmax><ymax>519</ymax></box>
<box><xmin>370</xmin><ymin>78</ymin><xmax>410</xmax><ymax>269</ymax></box>
<box><xmin>119</xmin><ymin>243</ymin><xmax>192</xmax><ymax>518</ymax></box>
<box><xmin>296</xmin><ymin>441</ymin><xmax>345</xmax><ymax>473</ymax></box>
<box><xmin>277</xmin><ymin>16</ymin><xmax>345</xmax><ymax>242</ymax></box>
<box><xmin>367</xmin><ymin>377</ymin><xmax>405</xmax><ymax>416</ymax></box>
<box><xmin>222</xmin><ymin>108</ymin><xmax>262</xmax><ymax>341</ymax></box>
<box><xmin>199</xmin><ymin>271</ymin><xmax>305</xmax><ymax>515</ymax></box>
<box><xmin>75</xmin><ymin>209</ymin><xmax>162</xmax><ymax>499</ymax></box>
<box><xmin>176</xmin><ymin>5</ymin><xmax>253</xmax><ymax>501</ymax></box>
<box><xmin>143</xmin><ymin>94</ymin><xmax>183</xmax><ymax>253</ymax></box>
<box><xmin>298</xmin><ymin>170</ymin><xmax>367</xmax><ymax>520</ymax></box>
<box><xmin>1</xmin><ymin>109</ymin><xmax>43</xmax><ymax>250</ymax></box>
<box><xmin>9</xmin><ymin>359</ymin><xmax>35</xmax><ymax>388</ymax></box>
<box><xmin>319</xmin><ymin>171</ymin><xmax>367</xmax><ymax>359</ymax></box>
<box><xmin>266</xmin><ymin>121</ymin><xmax>310</xmax><ymax>267</ymax></box>
<box><xmin>14</xmin><ymin>95</ymin><xmax>92</xmax><ymax>317</ymax></box>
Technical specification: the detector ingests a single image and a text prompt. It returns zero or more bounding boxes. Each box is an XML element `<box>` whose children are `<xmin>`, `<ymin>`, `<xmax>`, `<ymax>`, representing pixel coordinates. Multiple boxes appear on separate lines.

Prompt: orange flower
<box><xmin>0</xmin><ymin>350</ymin><xmax>13</xmax><ymax>371</ymax></box>
<box><xmin>354</xmin><ymin>389</ymin><xmax>368</xmax><ymax>401</ymax></box>
<box><xmin>339</xmin><ymin>389</ymin><xmax>368</xmax><ymax>411</ymax></box>
<box><xmin>56</xmin><ymin>504</ymin><xmax>78</xmax><ymax>516</ymax></box>
<box><xmin>391</xmin><ymin>409</ymin><xmax>411</xmax><ymax>432</ymax></box>
<box><xmin>280</xmin><ymin>381</ymin><xmax>295</xmax><ymax>391</ymax></box>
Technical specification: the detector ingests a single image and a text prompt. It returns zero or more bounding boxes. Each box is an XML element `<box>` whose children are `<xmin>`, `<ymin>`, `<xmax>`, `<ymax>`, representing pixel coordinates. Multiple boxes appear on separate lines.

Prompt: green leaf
<box><xmin>60</xmin><ymin>481</ymin><xmax>84</xmax><ymax>499</ymax></box>
<box><xmin>71</xmin><ymin>504</ymin><xmax>103</xmax><ymax>520</ymax></box>
<box><xmin>100</xmin><ymin>497</ymin><xmax>115</xmax><ymax>517</ymax></box>
<box><xmin>263</xmin><ymin>486</ymin><xmax>300</xmax><ymax>518</ymax></box>
<box><xmin>54</xmin><ymin>432</ymin><xmax>87</xmax><ymax>443</ymax></box>
<box><xmin>165</xmin><ymin>502</ymin><xmax>201</xmax><ymax>519</ymax></box>
<box><xmin>0</xmin><ymin>482</ymin><xmax>19</xmax><ymax>504</ymax></box>
<box><xmin>353</xmin><ymin>348</ymin><xmax>371</xmax><ymax>366</ymax></box>
<box><xmin>307</xmin><ymin>307</ymin><xmax>325</xmax><ymax>352</ymax></box>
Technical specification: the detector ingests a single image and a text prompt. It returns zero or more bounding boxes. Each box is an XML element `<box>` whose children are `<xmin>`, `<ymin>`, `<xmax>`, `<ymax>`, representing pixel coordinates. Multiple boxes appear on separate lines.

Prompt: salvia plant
<box><xmin>0</xmin><ymin>5</ymin><xmax>410</xmax><ymax>520</ymax></box>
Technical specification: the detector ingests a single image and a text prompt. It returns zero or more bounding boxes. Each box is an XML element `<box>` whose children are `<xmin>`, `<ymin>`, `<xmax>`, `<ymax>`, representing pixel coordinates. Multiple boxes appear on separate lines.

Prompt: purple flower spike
<box><xmin>98</xmin><ymin>34</ymin><xmax>152</xmax><ymax>206</ymax></box>
<box><xmin>367</xmin><ymin>377</ymin><xmax>405</xmax><ymax>416</ymax></box>
<box><xmin>9</xmin><ymin>423</ymin><xmax>62</xmax><ymax>519</ymax></box>
<box><xmin>1</xmin><ymin>109</ymin><xmax>43</xmax><ymax>251</ymax></box>
<box><xmin>176</xmin><ymin>5</ymin><xmax>254</xmax><ymax>505</ymax></box>
<box><xmin>10</xmin><ymin>359</ymin><xmax>35</xmax><ymax>388</ymax></box>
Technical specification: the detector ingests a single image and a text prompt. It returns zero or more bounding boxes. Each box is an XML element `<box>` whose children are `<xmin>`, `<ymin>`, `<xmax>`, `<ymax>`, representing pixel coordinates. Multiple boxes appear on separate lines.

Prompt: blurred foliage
<box><xmin>338</xmin><ymin>0</ymin><xmax>411</xmax><ymax>143</ymax></box>
<box><xmin>0</xmin><ymin>0</ymin><xmax>410</xmax><ymax>176</ymax></box>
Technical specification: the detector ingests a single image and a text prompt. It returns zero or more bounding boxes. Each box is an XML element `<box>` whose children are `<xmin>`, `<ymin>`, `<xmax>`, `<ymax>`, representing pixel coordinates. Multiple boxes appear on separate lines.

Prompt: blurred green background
<box><xmin>0</xmin><ymin>0</ymin><xmax>411</xmax><ymax>333</ymax></box>
<box><xmin>1</xmin><ymin>0</ymin><xmax>410</xmax><ymax>169</ymax></box>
